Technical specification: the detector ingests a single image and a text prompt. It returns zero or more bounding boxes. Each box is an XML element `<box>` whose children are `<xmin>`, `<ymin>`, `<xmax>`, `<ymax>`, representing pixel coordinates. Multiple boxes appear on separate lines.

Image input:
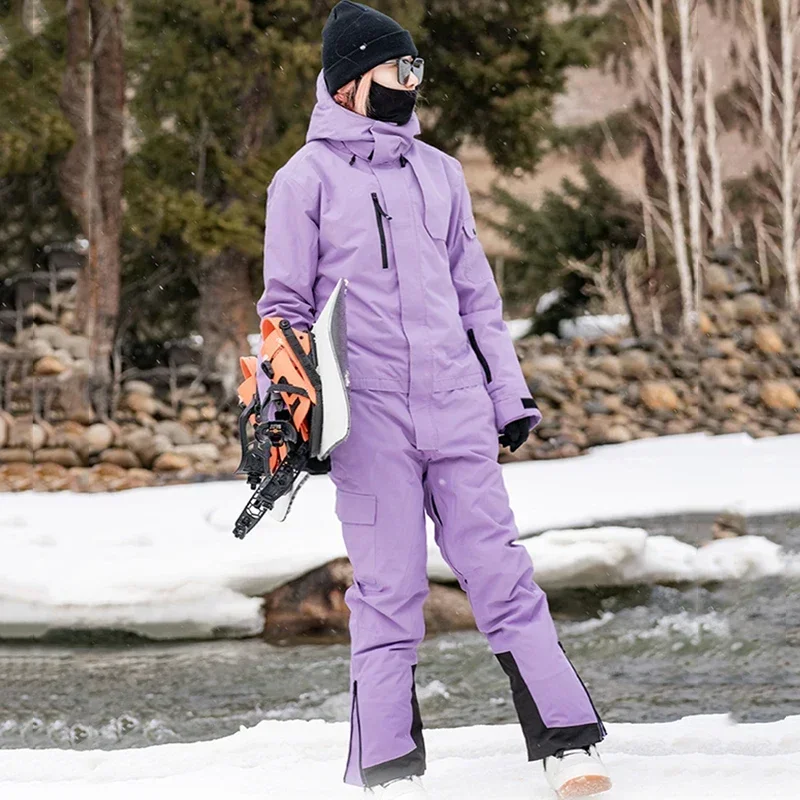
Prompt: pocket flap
<box><xmin>462</xmin><ymin>215</ymin><xmax>478</xmax><ymax>240</ymax></box>
<box><xmin>423</xmin><ymin>199</ymin><xmax>450</xmax><ymax>241</ymax></box>
<box><xmin>335</xmin><ymin>489</ymin><xmax>377</xmax><ymax>525</ymax></box>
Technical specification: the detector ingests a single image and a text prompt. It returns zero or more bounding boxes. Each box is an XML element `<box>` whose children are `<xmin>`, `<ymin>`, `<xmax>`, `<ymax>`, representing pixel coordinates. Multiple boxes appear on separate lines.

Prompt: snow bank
<box><xmin>430</xmin><ymin>527</ymin><xmax>786</xmax><ymax>587</ymax></box>
<box><xmin>1</xmin><ymin>433</ymin><xmax>798</xmax><ymax>639</ymax></box>
<box><xmin>559</xmin><ymin>313</ymin><xmax>629</xmax><ymax>339</ymax></box>
<box><xmin>1</xmin><ymin>715</ymin><xmax>799</xmax><ymax>799</ymax></box>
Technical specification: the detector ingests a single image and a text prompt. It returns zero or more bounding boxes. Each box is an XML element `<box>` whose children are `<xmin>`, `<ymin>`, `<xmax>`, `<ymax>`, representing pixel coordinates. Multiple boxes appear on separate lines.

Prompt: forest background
<box><xmin>1</xmin><ymin>0</ymin><xmax>799</xmax><ymax>444</ymax></box>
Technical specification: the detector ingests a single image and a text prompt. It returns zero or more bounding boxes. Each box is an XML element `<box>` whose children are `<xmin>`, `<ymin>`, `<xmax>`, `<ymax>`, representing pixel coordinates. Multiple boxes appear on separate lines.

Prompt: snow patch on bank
<box><xmin>1</xmin><ymin>715</ymin><xmax>799</xmax><ymax>799</ymax></box>
<box><xmin>1</xmin><ymin>433</ymin><xmax>798</xmax><ymax>640</ymax></box>
<box><xmin>428</xmin><ymin>527</ymin><xmax>787</xmax><ymax>588</ymax></box>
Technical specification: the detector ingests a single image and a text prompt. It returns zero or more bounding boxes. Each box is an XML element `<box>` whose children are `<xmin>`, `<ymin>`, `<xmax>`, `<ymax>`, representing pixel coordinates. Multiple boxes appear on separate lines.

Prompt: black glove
<box><xmin>306</xmin><ymin>455</ymin><xmax>332</xmax><ymax>475</ymax></box>
<box><xmin>499</xmin><ymin>418</ymin><xmax>530</xmax><ymax>452</ymax></box>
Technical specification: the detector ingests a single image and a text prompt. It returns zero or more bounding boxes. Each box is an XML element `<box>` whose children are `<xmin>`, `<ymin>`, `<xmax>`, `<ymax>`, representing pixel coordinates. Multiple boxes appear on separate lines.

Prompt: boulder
<box><xmin>586</xmin><ymin>418</ymin><xmax>633</xmax><ymax>446</ymax></box>
<box><xmin>262</xmin><ymin>558</ymin><xmax>476</xmax><ymax>641</ymax></box>
<box><xmin>173</xmin><ymin>443</ymin><xmax>220</xmax><ymax>463</ymax></box>
<box><xmin>98</xmin><ymin>448</ymin><xmax>142</xmax><ymax>469</ymax></box>
<box><xmin>619</xmin><ymin>349</ymin><xmax>652</xmax><ymax>379</ymax></box>
<box><xmin>32</xmin><ymin>463</ymin><xmax>71</xmax><ymax>491</ymax></box>
<box><xmin>33</xmin><ymin>355</ymin><xmax>68</xmax><ymax>376</ymax></box>
<box><xmin>80</xmin><ymin>423</ymin><xmax>115</xmax><ymax>456</ymax></box>
<box><xmin>179</xmin><ymin>406</ymin><xmax>202</xmax><ymax>424</ymax></box>
<box><xmin>0</xmin><ymin>448</ymin><xmax>33</xmax><ymax>464</ymax></box>
<box><xmin>753</xmin><ymin>325</ymin><xmax>784</xmax><ymax>355</ymax></box>
<box><xmin>125</xmin><ymin>468</ymin><xmax>158</xmax><ymax>489</ymax></box>
<box><xmin>640</xmin><ymin>382</ymin><xmax>681</xmax><ymax>412</ymax></box>
<box><xmin>51</xmin><ymin>421</ymin><xmax>87</xmax><ymax>450</ymax></box>
<box><xmin>34</xmin><ymin>448</ymin><xmax>82</xmax><ymax>468</ymax></box>
<box><xmin>0</xmin><ymin>462</ymin><xmax>35</xmax><ymax>489</ymax></box>
<box><xmin>65</xmin><ymin>334</ymin><xmax>90</xmax><ymax>360</ymax></box>
<box><xmin>152</xmin><ymin>451</ymin><xmax>193</xmax><ymax>471</ymax></box>
<box><xmin>760</xmin><ymin>381</ymin><xmax>800</xmax><ymax>410</ymax></box>
<box><xmin>0</xmin><ymin>411</ymin><xmax>10</xmax><ymax>448</ymax></box>
<box><xmin>581</xmin><ymin>370</ymin><xmax>618</xmax><ymax>392</ymax></box>
<box><xmin>734</xmin><ymin>293</ymin><xmax>766</xmax><ymax>324</ymax></box>
<box><xmin>154</xmin><ymin>420</ymin><xmax>193</xmax><ymax>446</ymax></box>
<box><xmin>123</xmin><ymin>380</ymin><xmax>155</xmax><ymax>398</ymax></box>
<box><xmin>125</xmin><ymin>392</ymin><xmax>158</xmax><ymax>416</ymax></box>
<box><xmin>705</xmin><ymin>265</ymin><xmax>733</xmax><ymax>296</ymax></box>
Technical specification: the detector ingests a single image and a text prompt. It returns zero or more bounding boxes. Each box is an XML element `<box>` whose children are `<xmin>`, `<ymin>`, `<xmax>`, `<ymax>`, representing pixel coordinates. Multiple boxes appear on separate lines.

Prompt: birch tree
<box><xmin>629</xmin><ymin>0</ymin><xmax>695</xmax><ymax>329</ymax></box>
<box><xmin>677</xmin><ymin>0</ymin><xmax>704</xmax><ymax>310</ymax></box>
<box><xmin>740</xmin><ymin>0</ymin><xmax>800</xmax><ymax>308</ymax></box>
<box><xmin>703</xmin><ymin>58</ymin><xmax>725</xmax><ymax>244</ymax></box>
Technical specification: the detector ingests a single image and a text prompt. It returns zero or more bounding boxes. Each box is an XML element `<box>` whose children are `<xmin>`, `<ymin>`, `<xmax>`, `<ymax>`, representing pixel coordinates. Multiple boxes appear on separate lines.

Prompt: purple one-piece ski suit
<box><xmin>256</xmin><ymin>70</ymin><xmax>606</xmax><ymax>788</ymax></box>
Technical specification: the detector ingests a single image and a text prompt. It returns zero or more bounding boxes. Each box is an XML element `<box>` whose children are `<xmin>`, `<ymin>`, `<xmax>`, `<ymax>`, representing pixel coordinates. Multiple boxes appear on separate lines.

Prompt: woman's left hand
<box><xmin>499</xmin><ymin>418</ymin><xmax>531</xmax><ymax>452</ymax></box>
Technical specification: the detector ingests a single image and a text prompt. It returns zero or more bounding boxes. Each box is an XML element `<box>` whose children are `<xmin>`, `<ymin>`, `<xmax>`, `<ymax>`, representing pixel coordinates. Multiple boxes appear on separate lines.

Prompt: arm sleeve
<box><xmin>447</xmin><ymin>163</ymin><xmax>542</xmax><ymax>434</ymax></box>
<box><xmin>255</xmin><ymin>172</ymin><xmax>320</xmax><ymax>407</ymax></box>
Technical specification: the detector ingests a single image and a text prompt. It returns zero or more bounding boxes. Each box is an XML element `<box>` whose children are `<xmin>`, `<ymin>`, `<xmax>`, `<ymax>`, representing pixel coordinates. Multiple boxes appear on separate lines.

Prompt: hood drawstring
<box><xmin>349</xmin><ymin>154</ymin><xmax>356</xmax><ymax>166</ymax></box>
<box><xmin>399</xmin><ymin>154</ymin><xmax>408</xmax><ymax>168</ymax></box>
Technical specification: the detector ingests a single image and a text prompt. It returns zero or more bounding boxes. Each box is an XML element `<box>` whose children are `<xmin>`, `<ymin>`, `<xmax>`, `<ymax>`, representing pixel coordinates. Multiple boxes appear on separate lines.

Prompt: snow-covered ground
<box><xmin>1</xmin><ymin>432</ymin><xmax>798</xmax><ymax>639</ymax></box>
<box><xmin>1</xmin><ymin>714</ymin><xmax>798</xmax><ymax>799</ymax></box>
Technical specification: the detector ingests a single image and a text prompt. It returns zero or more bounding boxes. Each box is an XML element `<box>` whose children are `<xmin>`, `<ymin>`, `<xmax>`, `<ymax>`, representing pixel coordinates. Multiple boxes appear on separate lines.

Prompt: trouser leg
<box><xmin>422</xmin><ymin>383</ymin><xmax>606</xmax><ymax>760</ymax></box>
<box><xmin>330</xmin><ymin>389</ymin><xmax>428</xmax><ymax>787</ymax></box>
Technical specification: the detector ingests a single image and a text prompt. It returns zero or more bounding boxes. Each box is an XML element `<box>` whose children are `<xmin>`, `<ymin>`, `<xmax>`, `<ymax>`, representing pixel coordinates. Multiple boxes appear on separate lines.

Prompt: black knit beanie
<box><xmin>322</xmin><ymin>1</ymin><xmax>418</xmax><ymax>95</ymax></box>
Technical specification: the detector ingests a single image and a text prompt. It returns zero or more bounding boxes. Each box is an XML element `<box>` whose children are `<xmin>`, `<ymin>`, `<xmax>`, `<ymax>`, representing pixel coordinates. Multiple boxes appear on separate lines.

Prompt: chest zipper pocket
<box><xmin>467</xmin><ymin>328</ymin><xmax>493</xmax><ymax>384</ymax></box>
<box><xmin>371</xmin><ymin>192</ymin><xmax>392</xmax><ymax>269</ymax></box>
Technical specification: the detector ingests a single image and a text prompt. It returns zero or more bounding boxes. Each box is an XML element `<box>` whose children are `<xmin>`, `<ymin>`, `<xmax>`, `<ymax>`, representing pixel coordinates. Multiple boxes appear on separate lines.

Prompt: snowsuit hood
<box><xmin>306</xmin><ymin>69</ymin><xmax>419</xmax><ymax>165</ymax></box>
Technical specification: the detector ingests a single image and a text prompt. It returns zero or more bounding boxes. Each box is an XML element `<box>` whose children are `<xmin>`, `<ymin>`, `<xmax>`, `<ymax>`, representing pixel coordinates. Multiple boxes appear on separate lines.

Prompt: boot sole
<box><xmin>557</xmin><ymin>774</ymin><xmax>613</xmax><ymax>798</ymax></box>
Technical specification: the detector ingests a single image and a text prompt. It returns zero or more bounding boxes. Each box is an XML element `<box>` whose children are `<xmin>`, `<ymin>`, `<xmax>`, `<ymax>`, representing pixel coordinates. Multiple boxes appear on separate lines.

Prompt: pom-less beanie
<box><xmin>322</xmin><ymin>1</ymin><xmax>418</xmax><ymax>95</ymax></box>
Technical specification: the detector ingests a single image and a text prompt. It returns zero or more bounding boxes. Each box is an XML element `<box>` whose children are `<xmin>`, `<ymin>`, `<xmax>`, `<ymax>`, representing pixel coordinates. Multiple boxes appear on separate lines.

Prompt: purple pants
<box><xmin>330</xmin><ymin>384</ymin><xmax>606</xmax><ymax>788</ymax></box>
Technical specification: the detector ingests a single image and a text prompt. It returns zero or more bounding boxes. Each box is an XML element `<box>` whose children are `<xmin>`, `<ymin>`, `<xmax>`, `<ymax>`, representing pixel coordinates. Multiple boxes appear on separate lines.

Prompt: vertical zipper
<box><xmin>344</xmin><ymin>680</ymin><xmax>367</xmax><ymax>784</ymax></box>
<box><xmin>371</xmin><ymin>192</ymin><xmax>391</xmax><ymax>269</ymax></box>
<box><xmin>467</xmin><ymin>328</ymin><xmax>493</xmax><ymax>384</ymax></box>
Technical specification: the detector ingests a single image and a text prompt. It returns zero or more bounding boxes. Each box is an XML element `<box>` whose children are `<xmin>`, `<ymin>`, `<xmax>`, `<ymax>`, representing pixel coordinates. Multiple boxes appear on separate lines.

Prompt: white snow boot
<box><xmin>543</xmin><ymin>744</ymin><xmax>612</xmax><ymax>798</ymax></box>
<box><xmin>366</xmin><ymin>776</ymin><xmax>428</xmax><ymax>798</ymax></box>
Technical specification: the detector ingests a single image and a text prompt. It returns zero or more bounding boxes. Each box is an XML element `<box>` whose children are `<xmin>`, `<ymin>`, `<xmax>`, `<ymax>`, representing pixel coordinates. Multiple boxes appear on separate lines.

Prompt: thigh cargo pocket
<box><xmin>335</xmin><ymin>489</ymin><xmax>378</xmax><ymax>585</ymax></box>
<box><xmin>335</xmin><ymin>490</ymin><xmax>377</xmax><ymax>525</ymax></box>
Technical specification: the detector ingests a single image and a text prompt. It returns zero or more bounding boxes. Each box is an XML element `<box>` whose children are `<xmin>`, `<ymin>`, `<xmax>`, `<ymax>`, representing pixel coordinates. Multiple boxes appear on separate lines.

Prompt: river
<box><xmin>1</xmin><ymin>514</ymin><xmax>798</xmax><ymax>750</ymax></box>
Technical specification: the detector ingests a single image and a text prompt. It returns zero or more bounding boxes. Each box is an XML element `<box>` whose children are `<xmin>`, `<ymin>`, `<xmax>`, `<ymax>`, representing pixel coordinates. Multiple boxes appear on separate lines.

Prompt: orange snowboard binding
<box><xmin>232</xmin><ymin>278</ymin><xmax>350</xmax><ymax>538</ymax></box>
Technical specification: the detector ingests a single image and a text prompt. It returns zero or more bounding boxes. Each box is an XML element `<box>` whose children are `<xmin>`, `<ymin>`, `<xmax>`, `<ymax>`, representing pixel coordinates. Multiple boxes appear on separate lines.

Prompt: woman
<box><xmin>256</xmin><ymin>3</ymin><xmax>612</xmax><ymax>797</ymax></box>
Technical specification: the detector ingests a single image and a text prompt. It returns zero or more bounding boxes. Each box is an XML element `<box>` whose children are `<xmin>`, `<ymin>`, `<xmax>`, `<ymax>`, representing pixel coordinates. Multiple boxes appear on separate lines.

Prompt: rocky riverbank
<box><xmin>505</xmin><ymin>265</ymin><xmax>800</xmax><ymax>463</ymax></box>
<box><xmin>1</xmin><ymin>263</ymin><xmax>798</xmax><ymax>491</ymax></box>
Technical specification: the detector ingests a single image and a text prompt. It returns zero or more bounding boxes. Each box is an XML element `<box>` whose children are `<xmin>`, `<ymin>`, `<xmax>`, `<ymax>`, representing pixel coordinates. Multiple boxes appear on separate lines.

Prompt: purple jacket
<box><xmin>256</xmin><ymin>70</ymin><xmax>542</xmax><ymax>437</ymax></box>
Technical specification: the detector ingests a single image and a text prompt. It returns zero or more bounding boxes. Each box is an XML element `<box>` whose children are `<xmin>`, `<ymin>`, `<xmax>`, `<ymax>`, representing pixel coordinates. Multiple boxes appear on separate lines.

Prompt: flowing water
<box><xmin>1</xmin><ymin>514</ymin><xmax>798</xmax><ymax>751</ymax></box>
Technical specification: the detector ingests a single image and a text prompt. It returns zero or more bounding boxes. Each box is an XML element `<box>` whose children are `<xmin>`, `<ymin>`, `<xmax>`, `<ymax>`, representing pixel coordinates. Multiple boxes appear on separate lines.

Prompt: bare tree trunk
<box><xmin>642</xmin><ymin>194</ymin><xmax>664</xmax><ymax>335</ymax></box>
<box><xmin>58</xmin><ymin>0</ymin><xmax>124</xmax><ymax>387</ymax></box>
<box><xmin>653</xmin><ymin>0</ymin><xmax>694</xmax><ymax>328</ymax></box>
<box><xmin>197</xmin><ymin>249</ymin><xmax>258</xmax><ymax>400</ymax></box>
<box><xmin>677</xmin><ymin>0</ymin><xmax>704</xmax><ymax>311</ymax></box>
<box><xmin>58</xmin><ymin>0</ymin><xmax>92</xmax><ymax>236</ymax></box>
<box><xmin>703</xmin><ymin>58</ymin><xmax>725</xmax><ymax>245</ymax></box>
<box><xmin>755</xmin><ymin>208</ymin><xmax>770</xmax><ymax>287</ymax></box>
<box><xmin>779</xmin><ymin>0</ymin><xmax>799</xmax><ymax>308</ymax></box>
<box><xmin>754</xmin><ymin>0</ymin><xmax>775</xmax><ymax>141</ymax></box>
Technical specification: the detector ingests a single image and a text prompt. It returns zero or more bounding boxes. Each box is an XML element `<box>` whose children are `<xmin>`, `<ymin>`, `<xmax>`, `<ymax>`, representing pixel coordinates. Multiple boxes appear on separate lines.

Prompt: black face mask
<box><xmin>367</xmin><ymin>82</ymin><xmax>418</xmax><ymax>125</ymax></box>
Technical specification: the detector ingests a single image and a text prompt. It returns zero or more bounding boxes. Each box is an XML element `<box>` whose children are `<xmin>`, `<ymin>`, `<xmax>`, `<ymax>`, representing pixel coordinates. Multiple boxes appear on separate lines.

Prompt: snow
<box><xmin>1</xmin><ymin>432</ymin><xmax>798</xmax><ymax>639</ymax></box>
<box><xmin>1</xmin><ymin>714</ymin><xmax>799</xmax><ymax>799</ymax></box>
<box><xmin>431</xmin><ymin>527</ymin><xmax>786</xmax><ymax>588</ymax></box>
<box><xmin>559</xmin><ymin>313</ymin><xmax>629</xmax><ymax>339</ymax></box>
<box><xmin>506</xmin><ymin>317</ymin><xmax>533</xmax><ymax>340</ymax></box>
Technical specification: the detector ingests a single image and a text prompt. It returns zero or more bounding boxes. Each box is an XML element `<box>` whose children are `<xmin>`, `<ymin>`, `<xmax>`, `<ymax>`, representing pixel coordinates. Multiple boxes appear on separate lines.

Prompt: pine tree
<box><xmin>489</xmin><ymin>161</ymin><xmax>642</xmax><ymax>334</ymax></box>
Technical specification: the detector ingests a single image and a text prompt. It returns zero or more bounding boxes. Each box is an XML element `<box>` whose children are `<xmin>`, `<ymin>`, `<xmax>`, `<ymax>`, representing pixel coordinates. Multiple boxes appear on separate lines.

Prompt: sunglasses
<box><xmin>384</xmin><ymin>56</ymin><xmax>425</xmax><ymax>87</ymax></box>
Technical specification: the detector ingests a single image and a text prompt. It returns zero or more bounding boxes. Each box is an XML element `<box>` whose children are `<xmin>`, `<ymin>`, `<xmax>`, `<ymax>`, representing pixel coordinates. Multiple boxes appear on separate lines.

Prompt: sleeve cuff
<box><xmin>492</xmin><ymin>394</ymin><xmax>543</xmax><ymax>434</ymax></box>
